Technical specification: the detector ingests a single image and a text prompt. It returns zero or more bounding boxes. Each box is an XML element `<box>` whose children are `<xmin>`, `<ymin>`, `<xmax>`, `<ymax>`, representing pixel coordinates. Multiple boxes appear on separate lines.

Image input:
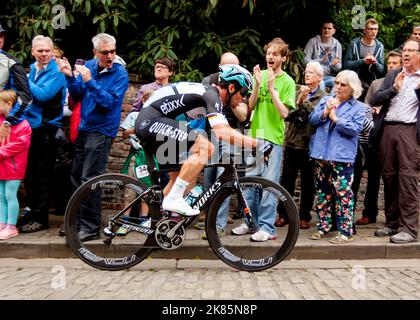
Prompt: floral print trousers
<box><xmin>313</xmin><ymin>160</ymin><xmax>355</xmax><ymax>237</ymax></box>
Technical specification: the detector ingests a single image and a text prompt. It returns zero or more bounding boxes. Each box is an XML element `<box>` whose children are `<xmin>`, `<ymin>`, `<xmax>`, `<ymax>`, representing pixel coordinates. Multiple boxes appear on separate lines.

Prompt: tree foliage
<box><xmin>1</xmin><ymin>0</ymin><xmax>137</xmax><ymax>63</ymax></box>
<box><xmin>334</xmin><ymin>0</ymin><xmax>420</xmax><ymax>52</ymax></box>
<box><xmin>1</xmin><ymin>0</ymin><xmax>418</xmax><ymax>84</ymax></box>
<box><xmin>126</xmin><ymin>0</ymin><xmax>262</xmax><ymax>81</ymax></box>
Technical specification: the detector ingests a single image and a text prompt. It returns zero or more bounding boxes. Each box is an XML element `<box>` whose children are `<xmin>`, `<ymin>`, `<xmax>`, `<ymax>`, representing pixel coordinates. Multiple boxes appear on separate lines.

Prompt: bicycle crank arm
<box><xmin>166</xmin><ymin>218</ymin><xmax>189</xmax><ymax>239</ymax></box>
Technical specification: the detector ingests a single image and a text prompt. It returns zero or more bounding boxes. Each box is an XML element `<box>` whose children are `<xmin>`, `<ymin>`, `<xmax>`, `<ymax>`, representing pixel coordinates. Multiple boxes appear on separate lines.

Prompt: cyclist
<box><xmin>135</xmin><ymin>64</ymin><xmax>272</xmax><ymax>216</ymax></box>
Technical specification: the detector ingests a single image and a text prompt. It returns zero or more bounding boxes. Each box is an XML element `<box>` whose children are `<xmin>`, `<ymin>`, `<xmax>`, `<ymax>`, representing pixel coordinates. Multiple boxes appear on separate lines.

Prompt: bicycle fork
<box><xmin>233</xmin><ymin>173</ymin><xmax>257</xmax><ymax>230</ymax></box>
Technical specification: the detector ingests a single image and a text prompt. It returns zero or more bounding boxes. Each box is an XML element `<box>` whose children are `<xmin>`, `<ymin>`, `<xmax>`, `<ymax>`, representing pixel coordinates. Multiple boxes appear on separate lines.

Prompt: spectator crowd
<box><xmin>0</xmin><ymin>18</ymin><xmax>419</xmax><ymax>246</ymax></box>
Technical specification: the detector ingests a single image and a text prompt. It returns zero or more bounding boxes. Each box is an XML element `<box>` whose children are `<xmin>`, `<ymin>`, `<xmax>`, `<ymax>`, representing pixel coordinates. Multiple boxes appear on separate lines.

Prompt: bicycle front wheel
<box><xmin>205</xmin><ymin>177</ymin><xmax>299</xmax><ymax>271</ymax></box>
<box><xmin>64</xmin><ymin>173</ymin><xmax>161</xmax><ymax>271</ymax></box>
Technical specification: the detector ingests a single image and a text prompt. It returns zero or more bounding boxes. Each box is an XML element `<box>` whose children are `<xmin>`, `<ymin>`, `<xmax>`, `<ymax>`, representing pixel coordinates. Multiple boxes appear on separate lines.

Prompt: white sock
<box><xmin>166</xmin><ymin>177</ymin><xmax>190</xmax><ymax>201</ymax></box>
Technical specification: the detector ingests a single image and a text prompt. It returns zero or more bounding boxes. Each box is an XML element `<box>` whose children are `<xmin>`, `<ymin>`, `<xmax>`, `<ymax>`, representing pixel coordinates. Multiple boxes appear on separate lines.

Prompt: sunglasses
<box><xmin>237</xmin><ymin>87</ymin><xmax>249</xmax><ymax>97</ymax></box>
<box><xmin>98</xmin><ymin>49</ymin><xmax>116</xmax><ymax>55</ymax></box>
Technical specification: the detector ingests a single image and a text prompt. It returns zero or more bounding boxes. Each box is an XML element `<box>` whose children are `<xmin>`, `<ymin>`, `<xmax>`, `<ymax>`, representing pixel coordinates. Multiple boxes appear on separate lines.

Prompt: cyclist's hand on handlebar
<box><xmin>256</xmin><ymin>139</ymin><xmax>273</xmax><ymax>158</ymax></box>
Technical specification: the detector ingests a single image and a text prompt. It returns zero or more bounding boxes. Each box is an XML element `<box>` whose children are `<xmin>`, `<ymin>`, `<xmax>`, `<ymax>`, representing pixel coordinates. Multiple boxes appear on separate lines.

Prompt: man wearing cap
<box><xmin>0</xmin><ymin>22</ymin><xmax>32</xmax><ymax>145</ymax></box>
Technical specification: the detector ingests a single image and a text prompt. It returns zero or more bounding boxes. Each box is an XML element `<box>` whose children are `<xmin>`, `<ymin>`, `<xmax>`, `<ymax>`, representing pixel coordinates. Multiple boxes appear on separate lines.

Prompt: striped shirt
<box><xmin>358</xmin><ymin>103</ymin><xmax>374</xmax><ymax>145</ymax></box>
<box><xmin>384</xmin><ymin>70</ymin><xmax>420</xmax><ymax>123</ymax></box>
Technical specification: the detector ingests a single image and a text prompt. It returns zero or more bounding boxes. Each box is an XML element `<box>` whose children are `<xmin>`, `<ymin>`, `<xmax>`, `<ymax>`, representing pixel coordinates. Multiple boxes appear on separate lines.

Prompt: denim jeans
<box><xmin>204</xmin><ymin>139</ymin><xmax>241</xmax><ymax>231</ymax></box>
<box><xmin>243</xmin><ymin>143</ymin><xmax>283</xmax><ymax>235</ymax></box>
<box><xmin>320</xmin><ymin>76</ymin><xmax>336</xmax><ymax>95</ymax></box>
<box><xmin>71</xmin><ymin>132</ymin><xmax>113</xmax><ymax>233</ymax></box>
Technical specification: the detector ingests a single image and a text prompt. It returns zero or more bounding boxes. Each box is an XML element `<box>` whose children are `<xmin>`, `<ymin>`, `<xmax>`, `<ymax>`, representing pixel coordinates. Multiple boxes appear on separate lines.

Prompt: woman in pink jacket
<box><xmin>0</xmin><ymin>90</ymin><xmax>32</xmax><ymax>240</ymax></box>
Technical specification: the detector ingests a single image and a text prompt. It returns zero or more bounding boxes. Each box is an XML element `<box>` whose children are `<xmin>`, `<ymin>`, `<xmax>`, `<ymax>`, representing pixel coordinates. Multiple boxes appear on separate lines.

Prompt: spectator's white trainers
<box><xmin>231</xmin><ymin>223</ymin><xmax>257</xmax><ymax>235</ymax></box>
<box><xmin>162</xmin><ymin>197</ymin><xmax>200</xmax><ymax>216</ymax></box>
<box><xmin>250</xmin><ymin>230</ymin><xmax>276</xmax><ymax>242</ymax></box>
<box><xmin>141</xmin><ymin>217</ymin><xmax>152</xmax><ymax>228</ymax></box>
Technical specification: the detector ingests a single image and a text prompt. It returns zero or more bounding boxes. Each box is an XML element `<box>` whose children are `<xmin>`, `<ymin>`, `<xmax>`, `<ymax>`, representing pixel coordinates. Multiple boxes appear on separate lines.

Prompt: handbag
<box><xmin>120</xmin><ymin>147</ymin><xmax>158</xmax><ymax>187</ymax></box>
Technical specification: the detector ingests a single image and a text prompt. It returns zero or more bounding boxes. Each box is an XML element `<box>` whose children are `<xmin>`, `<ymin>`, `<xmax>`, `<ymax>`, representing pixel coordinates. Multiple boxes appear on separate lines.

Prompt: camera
<box><xmin>75</xmin><ymin>59</ymin><xmax>85</xmax><ymax>66</ymax></box>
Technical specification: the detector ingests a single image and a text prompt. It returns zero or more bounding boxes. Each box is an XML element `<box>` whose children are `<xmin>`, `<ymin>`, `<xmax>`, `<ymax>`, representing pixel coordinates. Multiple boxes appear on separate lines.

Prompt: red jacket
<box><xmin>0</xmin><ymin>116</ymin><xmax>32</xmax><ymax>180</ymax></box>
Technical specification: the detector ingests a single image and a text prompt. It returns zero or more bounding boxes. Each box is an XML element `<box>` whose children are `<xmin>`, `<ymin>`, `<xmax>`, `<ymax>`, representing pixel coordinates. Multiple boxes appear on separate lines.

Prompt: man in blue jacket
<box><xmin>20</xmin><ymin>35</ymin><xmax>67</xmax><ymax>233</ymax></box>
<box><xmin>57</xmin><ymin>33</ymin><xmax>129</xmax><ymax>241</ymax></box>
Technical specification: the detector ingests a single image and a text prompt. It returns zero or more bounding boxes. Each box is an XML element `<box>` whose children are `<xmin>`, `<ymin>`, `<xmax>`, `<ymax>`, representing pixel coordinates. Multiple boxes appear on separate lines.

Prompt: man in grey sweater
<box><xmin>304</xmin><ymin>18</ymin><xmax>342</xmax><ymax>93</ymax></box>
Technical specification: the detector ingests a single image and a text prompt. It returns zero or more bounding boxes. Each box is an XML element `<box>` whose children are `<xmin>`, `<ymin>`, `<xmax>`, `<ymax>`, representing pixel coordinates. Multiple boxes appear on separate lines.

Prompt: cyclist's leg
<box><xmin>164</xmin><ymin>171</ymin><xmax>200</xmax><ymax>197</ymax></box>
<box><xmin>178</xmin><ymin>134</ymin><xmax>214</xmax><ymax>182</ymax></box>
<box><xmin>163</xmin><ymin>171</ymin><xmax>179</xmax><ymax>197</ymax></box>
<box><xmin>136</xmin><ymin>110</ymin><xmax>214</xmax><ymax>216</ymax></box>
<box><xmin>163</xmin><ymin>134</ymin><xmax>214</xmax><ymax>215</ymax></box>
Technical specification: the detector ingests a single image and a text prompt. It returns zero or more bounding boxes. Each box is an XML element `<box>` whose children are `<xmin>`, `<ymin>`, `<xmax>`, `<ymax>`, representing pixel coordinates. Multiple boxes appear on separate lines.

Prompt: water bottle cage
<box><xmin>185</xmin><ymin>185</ymin><xmax>204</xmax><ymax>206</ymax></box>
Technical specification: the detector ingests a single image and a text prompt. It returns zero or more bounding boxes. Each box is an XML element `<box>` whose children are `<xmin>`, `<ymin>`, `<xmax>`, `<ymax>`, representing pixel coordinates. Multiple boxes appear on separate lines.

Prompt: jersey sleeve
<box><xmin>202</xmin><ymin>86</ymin><xmax>228</xmax><ymax>127</ymax></box>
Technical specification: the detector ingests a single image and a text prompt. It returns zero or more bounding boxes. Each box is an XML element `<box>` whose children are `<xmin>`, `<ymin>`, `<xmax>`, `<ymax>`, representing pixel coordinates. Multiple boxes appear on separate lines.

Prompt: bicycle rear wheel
<box><xmin>205</xmin><ymin>176</ymin><xmax>299</xmax><ymax>271</ymax></box>
<box><xmin>64</xmin><ymin>173</ymin><xmax>161</xmax><ymax>271</ymax></box>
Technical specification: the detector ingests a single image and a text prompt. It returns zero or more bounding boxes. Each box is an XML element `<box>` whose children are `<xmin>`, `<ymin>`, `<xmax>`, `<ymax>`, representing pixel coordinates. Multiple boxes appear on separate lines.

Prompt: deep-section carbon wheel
<box><xmin>64</xmin><ymin>173</ymin><xmax>161</xmax><ymax>270</ymax></box>
<box><xmin>205</xmin><ymin>177</ymin><xmax>299</xmax><ymax>271</ymax></box>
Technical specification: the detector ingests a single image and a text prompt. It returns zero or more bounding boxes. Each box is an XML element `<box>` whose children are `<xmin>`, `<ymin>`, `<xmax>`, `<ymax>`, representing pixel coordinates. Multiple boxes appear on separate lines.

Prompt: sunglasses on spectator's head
<box><xmin>98</xmin><ymin>49</ymin><xmax>116</xmax><ymax>55</ymax></box>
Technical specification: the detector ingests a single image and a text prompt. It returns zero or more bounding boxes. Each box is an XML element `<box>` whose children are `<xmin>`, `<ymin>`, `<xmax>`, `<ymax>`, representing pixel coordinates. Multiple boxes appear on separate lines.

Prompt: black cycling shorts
<box><xmin>135</xmin><ymin>107</ymin><xmax>206</xmax><ymax>170</ymax></box>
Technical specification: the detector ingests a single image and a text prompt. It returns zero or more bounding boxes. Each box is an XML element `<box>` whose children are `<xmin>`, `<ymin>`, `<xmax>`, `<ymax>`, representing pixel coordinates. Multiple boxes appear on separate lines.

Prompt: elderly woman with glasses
<box><xmin>308</xmin><ymin>70</ymin><xmax>365</xmax><ymax>244</ymax></box>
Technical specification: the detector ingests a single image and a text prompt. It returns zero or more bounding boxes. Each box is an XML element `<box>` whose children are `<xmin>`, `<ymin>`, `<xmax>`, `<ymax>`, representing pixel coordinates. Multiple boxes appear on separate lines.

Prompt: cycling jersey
<box><xmin>135</xmin><ymin>82</ymin><xmax>229</xmax><ymax>169</ymax></box>
<box><xmin>141</xmin><ymin>82</ymin><xmax>227</xmax><ymax>126</ymax></box>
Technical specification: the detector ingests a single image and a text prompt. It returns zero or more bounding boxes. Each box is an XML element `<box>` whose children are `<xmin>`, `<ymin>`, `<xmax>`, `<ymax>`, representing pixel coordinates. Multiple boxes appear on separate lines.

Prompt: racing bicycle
<box><xmin>64</xmin><ymin>150</ymin><xmax>299</xmax><ymax>272</ymax></box>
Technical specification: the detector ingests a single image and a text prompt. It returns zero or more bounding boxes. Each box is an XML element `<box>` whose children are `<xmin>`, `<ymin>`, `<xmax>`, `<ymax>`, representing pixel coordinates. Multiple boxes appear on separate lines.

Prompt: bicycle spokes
<box><xmin>204</xmin><ymin>176</ymin><xmax>299</xmax><ymax>271</ymax></box>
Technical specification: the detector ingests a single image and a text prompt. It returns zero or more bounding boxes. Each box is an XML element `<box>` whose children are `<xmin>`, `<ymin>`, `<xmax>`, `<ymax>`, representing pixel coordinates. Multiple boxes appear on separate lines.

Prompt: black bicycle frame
<box><xmin>107</xmin><ymin>154</ymin><xmax>256</xmax><ymax>232</ymax></box>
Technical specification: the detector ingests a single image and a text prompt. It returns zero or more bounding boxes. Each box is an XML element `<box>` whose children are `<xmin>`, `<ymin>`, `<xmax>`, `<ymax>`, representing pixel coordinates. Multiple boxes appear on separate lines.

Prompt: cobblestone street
<box><xmin>1</xmin><ymin>258</ymin><xmax>420</xmax><ymax>300</ymax></box>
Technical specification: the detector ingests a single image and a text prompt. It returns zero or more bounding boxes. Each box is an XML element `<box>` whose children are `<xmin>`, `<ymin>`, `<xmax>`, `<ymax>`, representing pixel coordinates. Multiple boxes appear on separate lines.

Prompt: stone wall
<box><xmin>106</xmin><ymin>81</ymin><xmax>142</xmax><ymax>173</ymax></box>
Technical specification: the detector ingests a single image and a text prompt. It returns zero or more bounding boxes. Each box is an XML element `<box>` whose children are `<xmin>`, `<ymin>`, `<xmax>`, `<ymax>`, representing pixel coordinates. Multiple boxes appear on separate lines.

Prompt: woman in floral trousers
<box><xmin>308</xmin><ymin>70</ymin><xmax>365</xmax><ymax>244</ymax></box>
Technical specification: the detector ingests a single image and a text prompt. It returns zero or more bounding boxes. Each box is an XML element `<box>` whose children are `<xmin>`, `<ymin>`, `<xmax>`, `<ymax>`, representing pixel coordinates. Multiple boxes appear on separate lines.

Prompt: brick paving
<box><xmin>1</xmin><ymin>258</ymin><xmax>420</xmax><ymax>300</ymax></box>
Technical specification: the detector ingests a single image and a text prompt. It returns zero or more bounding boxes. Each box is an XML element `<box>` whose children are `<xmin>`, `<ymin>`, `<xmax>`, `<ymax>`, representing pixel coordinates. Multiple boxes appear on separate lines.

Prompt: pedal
<box><xmin>103</xmin><ymin>237</ymin><xmax>113</xmax><ymax>246</ymax></box>
<box><xmin>169</xmin><ymin>211</ymin><xmax>183</xmax><ymax>222</ymax></box>
<box><xmin>103</xmin><ymin>227</ymin><xmax>115</xmax><ymax>237</ymax></box>
<box><xmin>102</xmin><ymin>227</ymin><xmax>115</xmax><ymax>246</ymax></box>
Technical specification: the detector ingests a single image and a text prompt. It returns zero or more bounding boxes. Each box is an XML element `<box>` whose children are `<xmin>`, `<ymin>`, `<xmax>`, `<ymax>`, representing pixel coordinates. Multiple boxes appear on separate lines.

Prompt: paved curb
<box><xmin>2</xmin><ymin>214</ymin><xmax>420</xmax><ymax>260</ymax></box>
<box><xmin>1</xmin><ymin>228</ymin><xmax>420</xmax><ymax>260</ymax></box>
<box><xmin>2</xmin><ymin>258</ymin><xmax>420</xmax><ymax>270</ymax></box>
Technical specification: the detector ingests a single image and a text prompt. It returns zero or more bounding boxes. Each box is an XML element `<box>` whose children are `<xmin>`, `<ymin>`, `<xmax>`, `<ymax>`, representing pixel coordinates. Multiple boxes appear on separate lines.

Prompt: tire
<box><xmin>64</xmin><ymin>173</ymin><xmax>161</xmax><ymax>271</ymax></box>
<box><xmin>205</xmin><ymin>176</ymin><xmax>299</xmax><ymax>271</ymax></box>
